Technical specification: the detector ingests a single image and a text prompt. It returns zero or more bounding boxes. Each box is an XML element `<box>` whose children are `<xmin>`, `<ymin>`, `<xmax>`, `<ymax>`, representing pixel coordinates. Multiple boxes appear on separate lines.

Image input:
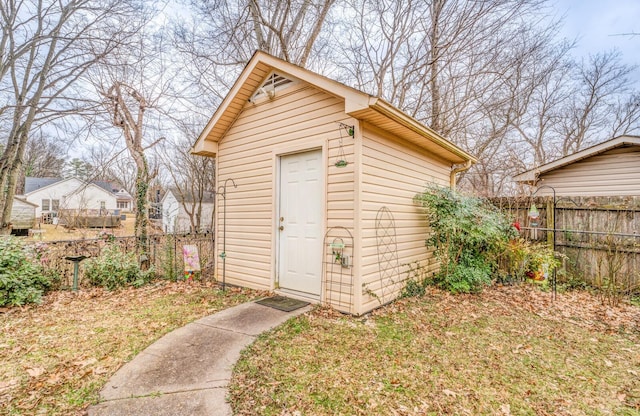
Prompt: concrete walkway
<box><xmin>88</xmin><ymin>301</ymin><xmax>311</xmax><ymax>416</ymax></box>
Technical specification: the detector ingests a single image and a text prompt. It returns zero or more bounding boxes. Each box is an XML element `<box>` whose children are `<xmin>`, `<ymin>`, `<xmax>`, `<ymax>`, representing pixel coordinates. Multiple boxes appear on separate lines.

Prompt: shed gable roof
<box><xmin>192</xmin><ymin>51</ymin><xmax>475</xmax><ymax>165</ymax></box>
<box><xmin>513</xmin><ymin>135</ymin><xmax>640</xmax><ymax>183</ymax></box>
<box><xmin>13</xmin><ymin>197</ymin><xmax>39</xmax><ymax>207</ymax></box>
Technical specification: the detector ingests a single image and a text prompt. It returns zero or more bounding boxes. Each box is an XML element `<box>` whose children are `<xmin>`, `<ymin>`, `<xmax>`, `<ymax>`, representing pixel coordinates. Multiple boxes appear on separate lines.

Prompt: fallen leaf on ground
<box><xmin>26</xmin><ymin>367</ymin><xmax>45</xmax><ymax>378</ymax></box>
<box><xmin>73</xmin><ymin>357</ymin><xmax>98</xmax><ymax>368</ymax></box>
<box><xmin>0</xmin><ymin>378</ymin><xmax>19</xmax><ymax>392</ymax></box>
<box><xmin>443</xmin><ymin>389</ymin><xmax>457</xmax><ymax>397</ymax></box>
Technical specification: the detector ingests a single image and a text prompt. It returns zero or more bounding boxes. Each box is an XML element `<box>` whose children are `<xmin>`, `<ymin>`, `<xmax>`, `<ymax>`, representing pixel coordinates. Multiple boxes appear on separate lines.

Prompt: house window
<box><xmin>41</xmin><ymin>199</ymin><xmax>50</xmax><ymax>211</ymax></box>
<box><xmin>250</xmin><ymin>73</ymin><xmax>294</xmax><ymax>102</ymax></box>
<box><xmin>52</xmin><ymin>199</ymin><xmax>60</xmax><ymax>211</ymax></box>
<box><xmin>117</xmin><ymin>201</ymin><xmax>128</xmax><ymax>209</ymax></box>
<box><xmin>100</xmin><ymin>201</ymin><xmax>106</xmax><ymax>210</ymax></box>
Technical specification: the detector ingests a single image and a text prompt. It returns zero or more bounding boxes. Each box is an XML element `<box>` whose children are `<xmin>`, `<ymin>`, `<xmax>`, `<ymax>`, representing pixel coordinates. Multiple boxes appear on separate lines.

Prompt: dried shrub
<box><xmin>84</xmin><ymin>243</ymin><xmax>154</xmax><ymax>290</ymax></box>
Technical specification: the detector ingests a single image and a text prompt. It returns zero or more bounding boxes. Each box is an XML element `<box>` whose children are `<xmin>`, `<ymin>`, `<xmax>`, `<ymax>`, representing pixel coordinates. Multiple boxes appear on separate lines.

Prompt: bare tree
<box><xmin>16</xmin><ymin>133</ymin><xmax>66</xmax><ymax>193</ymax></box>
<box><xmin>0</xmin><ymin>0</ymin><xmax>139</xmax><ymax>234</ymax></box>
<box><xmin>505</xmin><ymin>50</ymin><xmax>640</xmax><ymax>181</ymax></box>
<box><xmin>172</xmin><ymin>0</ymin><xmax>336</xmax><ymax>116</ymax></box>
<box><xmin>86</xmin><ymin>145</ymin><xmax>138</xmax><ymax>195</ymax></box>
<box><xmin>100</xmin><ymin>80</ymin><xmax>156</xmax><ymax>257</ymax></box>
<box><xmin>90</xmin><ymin>27</ymin><xmax>171</xmax><ymax>258</ymax></box>
<box><xmin>335</xmin><ymin>1</ymin><xmax>640</xmax><ymax>196</ymax></box>
<box><xmin>558</xmin><ymin>51</ymin><xmax>639</xmax><ymax>155</ymax></box>
<box><xmin>336</xmin><ymin>0</ymin><xmax>562</xmax><ymax>195</ymax></box>
<box><xmin>170</xmin><ymin>0</ymin><xmax>639</xmax><ymax>197</ymax></box>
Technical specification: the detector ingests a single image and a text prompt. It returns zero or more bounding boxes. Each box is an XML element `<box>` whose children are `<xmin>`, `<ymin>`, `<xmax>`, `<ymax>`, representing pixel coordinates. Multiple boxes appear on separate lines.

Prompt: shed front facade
<box><xmin>514</xmin><ymin>135</ymin><xmax>640</xmax><ymax>197</ymax></box>
<box><xmin>193</xmin><ymin>52</ymin><xmax>475</xmax><ymax>315</ymax></box>
<box><xmin>11</xmin><ymin>197</ymin><xmax>37</xmax><ymax>232</ymax></box>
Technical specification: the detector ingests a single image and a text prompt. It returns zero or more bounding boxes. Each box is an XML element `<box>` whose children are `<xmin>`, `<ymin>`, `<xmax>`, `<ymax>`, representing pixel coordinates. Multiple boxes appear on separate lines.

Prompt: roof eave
<box><xmin>365</xmin><ymin>98</ymin><xmax>477</xmax><ymax>164</ymax></box>
<box><xmin>192</xmin><ymin>51</ymin><xmax>476</xmax><ymax>165</ymax></box>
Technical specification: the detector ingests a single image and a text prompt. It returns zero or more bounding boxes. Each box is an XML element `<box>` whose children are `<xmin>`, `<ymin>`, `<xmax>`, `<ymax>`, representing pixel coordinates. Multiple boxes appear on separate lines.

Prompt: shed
<box><xmin>10</xmin><ymin>197</ymin><xmax>38</xmax><ymax>234</ymax></box>
<box><xmin>513</xmin><ymin>135</ymin><xmax>640</xmax><ymax>197</ymax></box>
<box><xmin>192</xmin><ymin>51</ymin><xmax>475</xmax><ymax>315</ymax></box>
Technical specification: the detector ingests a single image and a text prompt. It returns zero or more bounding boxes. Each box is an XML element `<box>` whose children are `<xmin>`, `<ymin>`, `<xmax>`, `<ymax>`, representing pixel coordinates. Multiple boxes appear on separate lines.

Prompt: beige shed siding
<box><xmin>216</xmin><ymin>82</ymin><xmax>356</xmax><ymax>301</ymax></box>
<box><xmin>11</xmin><ymin>199</ymin><xmax>36</xmax><ymax>229</ymax></box>
<box><xmin>359</xmin><ymin>124</ymin><xmax>450</xmax><ymax>313</ymax></box>
<box><xmin>536</xmin><ymin>147</ymin><xmax>640</xmax><ymax>196</ymax></box>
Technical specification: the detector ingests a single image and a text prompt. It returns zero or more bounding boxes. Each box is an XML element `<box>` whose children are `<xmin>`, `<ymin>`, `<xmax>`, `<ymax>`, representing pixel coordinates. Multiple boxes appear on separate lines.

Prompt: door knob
<box><xmin>279</xmin><ymin>225</ymin><xmax>284</xmax><ymax>231</ymax></box>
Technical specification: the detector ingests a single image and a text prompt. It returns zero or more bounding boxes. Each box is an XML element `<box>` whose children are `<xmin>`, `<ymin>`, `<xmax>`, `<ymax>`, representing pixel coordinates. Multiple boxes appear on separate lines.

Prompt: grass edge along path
<box><xmin>230</xmin><ymin>285</ymin><xmax>640</xmax><ymax>415</ymax></box>
<box><xmin>0</xmin><ymin>281</ymin><xmax>263</xmax><ymax>415</ymax></box>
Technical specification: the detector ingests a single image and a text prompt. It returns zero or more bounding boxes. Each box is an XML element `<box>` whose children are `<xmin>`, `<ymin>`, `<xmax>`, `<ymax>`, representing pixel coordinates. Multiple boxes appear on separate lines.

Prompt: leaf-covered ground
<box><xmin>231</xmin><ymin>285</ymin><xmax>640</xmax><ymax>415</ymax></box>
<box><xmin>0</xmin><ymin>281</ymin><xmax>261</xmax><ymax>415</ymax></box>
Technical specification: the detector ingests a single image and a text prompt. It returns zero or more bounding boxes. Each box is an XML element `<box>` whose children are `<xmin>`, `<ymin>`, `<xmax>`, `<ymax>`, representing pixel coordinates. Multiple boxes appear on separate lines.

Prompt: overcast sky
<box><xmin>555</xmin><ymin>0</ymin><xmax>640</xmax><ymax>83</ymax></box>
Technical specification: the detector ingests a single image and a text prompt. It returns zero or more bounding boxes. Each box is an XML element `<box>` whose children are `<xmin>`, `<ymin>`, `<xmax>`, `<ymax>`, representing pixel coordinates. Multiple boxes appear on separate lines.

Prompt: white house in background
<box><xmin>161</xmin><ymin>188</ymin><xmax>215</xmax><ymax>233</ymax></box>
<box><xmin>24</xmin><ymin>177</ymin><xmax>118</xmax><ymax>219</ymax></box>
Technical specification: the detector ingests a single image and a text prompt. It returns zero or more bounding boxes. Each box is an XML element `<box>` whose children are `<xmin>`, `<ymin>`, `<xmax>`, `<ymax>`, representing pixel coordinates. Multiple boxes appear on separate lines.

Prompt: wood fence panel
<box><xmin>491</xmin><ymin>196</ymin><xmax>640</xmax><ymax>291</ymax></box>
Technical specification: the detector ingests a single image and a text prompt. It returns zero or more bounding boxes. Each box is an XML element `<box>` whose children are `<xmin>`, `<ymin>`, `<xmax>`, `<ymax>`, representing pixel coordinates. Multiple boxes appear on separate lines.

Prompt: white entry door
<box><xmin>278</xmin><ymin>149</ymin><xmax>323</xmax><ymax>297</ymax></box>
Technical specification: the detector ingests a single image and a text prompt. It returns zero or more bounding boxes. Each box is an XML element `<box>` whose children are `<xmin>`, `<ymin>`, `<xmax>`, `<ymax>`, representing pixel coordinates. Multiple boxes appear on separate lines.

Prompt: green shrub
<box><xmin>414</xmin><ymin>185</ymin><xmax>518</xmax><ymax>294</ymax></box>
<box><xmin>0</xmin><ymin>237</ymin><xmax>52</xmax><ymax>306</ymax></box>
<box><xmin>84</xmin><ymin>243</ymin><xmax>154</xmax><ymax>290</ymax></box>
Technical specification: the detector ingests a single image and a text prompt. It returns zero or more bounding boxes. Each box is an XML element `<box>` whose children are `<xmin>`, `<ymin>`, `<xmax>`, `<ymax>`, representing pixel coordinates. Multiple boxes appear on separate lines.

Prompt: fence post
<box><xmin>546</xmin><ymin>199</ymin><xmax>555</xmax><ymax>250</ymax></box>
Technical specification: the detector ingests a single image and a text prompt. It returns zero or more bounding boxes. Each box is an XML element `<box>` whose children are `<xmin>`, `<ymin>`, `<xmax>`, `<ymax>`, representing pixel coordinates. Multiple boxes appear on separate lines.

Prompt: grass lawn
<box><xmin>23</xmin><ymin>215</ymin><xmax>136</xmax><ymax>242</ymax></box>
<box><xmin>231</xmin><ymin>286</ymin><xmax>640</xmax><ymax>415</ymax></box>
<box><xmin>0</xmin><ymin>281</ymin><xmax>262</xmax><ymax>415</ymax></box>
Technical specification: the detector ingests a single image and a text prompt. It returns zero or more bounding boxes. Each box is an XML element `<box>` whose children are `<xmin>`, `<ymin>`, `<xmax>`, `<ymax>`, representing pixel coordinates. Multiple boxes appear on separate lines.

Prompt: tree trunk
<box><xmin>428</xmin><ymin>0</ymin><xmax>444</xmax><ymax>133</ymax></box>
<box><xmin>134</xmin><ymin>166</ymin><xmax>150</xmax><ymax>267</ymax></box>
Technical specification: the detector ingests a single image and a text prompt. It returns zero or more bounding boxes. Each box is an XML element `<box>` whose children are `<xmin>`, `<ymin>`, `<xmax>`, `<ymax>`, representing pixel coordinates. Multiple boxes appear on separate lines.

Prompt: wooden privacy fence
<box><xmin>492</xmin><ymin>196</ymin><xmax>640</xmax><ymax>291</ymax></box>
<box><xmin>37</xmin><ymin>232</ymin><xmax>215</xmax><ymax>289</ymax></box>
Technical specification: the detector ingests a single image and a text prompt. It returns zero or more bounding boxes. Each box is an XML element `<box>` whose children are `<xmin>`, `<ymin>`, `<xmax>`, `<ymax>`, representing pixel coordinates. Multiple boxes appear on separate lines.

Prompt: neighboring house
<box><xmin>24</xmin><ymin>177</ymin><xmax>118</xmax><ymax>220</ymax></box>
<box><xmin>10</xmin><ymin>197</ymin><xmax>38</xmax><ymax>234</ymax></box>
<box><xmin>161</xmin><ymin>188</ymin><xmax>215</xmax><ymax>233</ymax></box>
<box><xmin>191</xmin><ymin>51</ymin><xmax>475</xmax><ymax>315</ymax></box>
<box><xmin>514</xmin><ymin>135</ymin><xmax>640</xmax><ymax>196</ymax></box>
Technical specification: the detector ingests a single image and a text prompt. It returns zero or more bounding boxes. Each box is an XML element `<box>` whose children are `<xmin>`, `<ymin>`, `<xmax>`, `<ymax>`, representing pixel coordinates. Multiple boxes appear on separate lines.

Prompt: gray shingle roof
<box><xmin>25</xmin><ymin>177</ymin><xmax>121</xmax><ymax>195</ymax></box>
<box><xmin>24</xmin><ymin>177</ymin><xmax>62</xmax><ymax>194</ymax></box>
